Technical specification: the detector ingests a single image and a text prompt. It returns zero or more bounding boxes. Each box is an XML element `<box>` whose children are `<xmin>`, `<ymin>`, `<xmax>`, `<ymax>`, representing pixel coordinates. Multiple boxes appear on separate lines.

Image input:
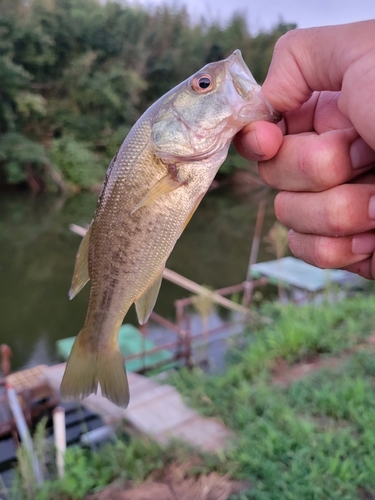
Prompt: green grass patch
<box><xmin>225</xmin><ymin>294</ymin><xmax>375</xmax><ymax>384</ymax></box>
<box><xmin>171</xmin><ymin>353</ymin><xmax>375</xmax><ymax>499</ymax></box>
<box><xmin>11</xmin><ymin>434</ymin><xmax>227</xmax><ymax>500</ymax></box>
<box><xmin>169</xmin><ymin>294</ymin><xmax>375</xmax><ymax>499</ymax></box>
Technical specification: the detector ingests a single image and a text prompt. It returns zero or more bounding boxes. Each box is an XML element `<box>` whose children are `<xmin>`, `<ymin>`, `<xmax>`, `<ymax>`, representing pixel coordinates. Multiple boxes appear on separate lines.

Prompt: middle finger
<box><xmin>259</xmin><ymin>128</ymin><xmax>375</xmax><ymax>192</ymax></box>
<box><xmin>275</xmin><ymin>183</ymin><xmax>375</xmax><ymax>237</ymax></box>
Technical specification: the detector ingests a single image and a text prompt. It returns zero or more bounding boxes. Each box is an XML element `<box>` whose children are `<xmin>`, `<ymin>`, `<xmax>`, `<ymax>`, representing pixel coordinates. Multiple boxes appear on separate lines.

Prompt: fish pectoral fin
<box><xmin>60</xmin><ymin>331</ymin><xmax>130</xmax><ymax>408</ymax></box>
<box><xmin>69</xmin><ymin>224</ymin><xmax>92</xmax><ymax>300</ymax></box>
<box><xmin>131</xmin><ymin>173</ymin><xmax>183</xmax><ymax>214</ymax></box>
<box><xmin>135</xmin><ymin>271</ymin><xmax>163</xmax><ymax>325</ymax></box>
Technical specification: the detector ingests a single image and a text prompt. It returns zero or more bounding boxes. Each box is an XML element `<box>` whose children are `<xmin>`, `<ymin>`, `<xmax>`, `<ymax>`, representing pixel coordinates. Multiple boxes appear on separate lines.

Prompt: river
<box><xmin>0</xmin><ymin>187</ymin><xmax>278</xmax><ymax>371</ymax></box>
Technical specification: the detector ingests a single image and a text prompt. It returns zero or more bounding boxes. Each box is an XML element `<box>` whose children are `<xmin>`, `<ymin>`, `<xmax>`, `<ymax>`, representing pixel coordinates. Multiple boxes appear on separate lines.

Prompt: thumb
<box><xmin>262</xmin><ymin>21</ymin><xmax>375</xmax><ymax>113</ymax></box>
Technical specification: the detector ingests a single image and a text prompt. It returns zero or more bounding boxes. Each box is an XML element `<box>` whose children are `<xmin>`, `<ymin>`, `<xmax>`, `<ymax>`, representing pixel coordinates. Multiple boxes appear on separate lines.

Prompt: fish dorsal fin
<box><xmin>131</xmin><ymin>171</ymin><xmax>184</xmax><ymax>215</ymax></box>
<box><xmin>69</xmin><ymin>224</ymin><xmax>92</xmax><ymax>300</ymax></box>
<box><xmin>135</xmin><ymin>271</ymin><xmax>163</xmax><ymax>325</ymax></box>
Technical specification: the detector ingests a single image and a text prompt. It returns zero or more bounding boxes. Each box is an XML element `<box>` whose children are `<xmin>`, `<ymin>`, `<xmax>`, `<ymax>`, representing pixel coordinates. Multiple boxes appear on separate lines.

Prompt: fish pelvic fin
<box><xmin>69</xmin><ymin>224</ymin><xmax>92</xmax><ymax>300</ymax></box>
<box><xmin>135</xmin><ymin>270</ymin><xmax>163</xmax><ymax>325</ymax></box>
<box><xmin>60</xmin><ymin>332</ymin><xmax>130</xmax><ymax>408</ymax></box>
<box><xmin>131</xmin><ymin>170</ymin><xmax>184</xmax><ymax>215</ymax></box>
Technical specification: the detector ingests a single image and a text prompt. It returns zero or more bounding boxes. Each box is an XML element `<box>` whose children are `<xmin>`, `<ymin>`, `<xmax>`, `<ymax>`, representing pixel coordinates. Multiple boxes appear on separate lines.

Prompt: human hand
<box><xmin>235</xmin><ymin>21</ymin><xmax>375</xmax><ymax>279</ymax></box>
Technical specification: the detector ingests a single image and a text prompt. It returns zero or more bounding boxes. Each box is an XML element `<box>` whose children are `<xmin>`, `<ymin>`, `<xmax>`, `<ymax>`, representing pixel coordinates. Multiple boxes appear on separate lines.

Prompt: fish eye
<box><xmin>198</xmin><ymin>77</ymin><xmax>211</xmax><ymax>89</ymax></box>
<box><xmin>191</xmin><ymin>74</ymin><xmax>214</xmax><ymax>93</ymax></box>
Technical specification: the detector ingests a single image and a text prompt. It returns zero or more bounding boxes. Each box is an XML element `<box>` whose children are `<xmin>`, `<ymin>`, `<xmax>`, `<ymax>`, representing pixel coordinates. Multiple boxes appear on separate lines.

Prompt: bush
<box><xmin>49</xmin><ymin>136</ymin><xmax>105</xmax><ymax>189</ymax></box>
<box><xmin>0</xmin><ymin>132</ymin><xmax>48</xmax><ymax>183</ymax></box>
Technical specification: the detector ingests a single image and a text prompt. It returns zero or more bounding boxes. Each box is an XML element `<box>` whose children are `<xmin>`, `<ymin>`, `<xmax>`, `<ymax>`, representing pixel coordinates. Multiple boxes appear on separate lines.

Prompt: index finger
<box><xmin>262</xmin><ymin>22</ymin><xmax>375</xmax><ymax>111</ymax></box>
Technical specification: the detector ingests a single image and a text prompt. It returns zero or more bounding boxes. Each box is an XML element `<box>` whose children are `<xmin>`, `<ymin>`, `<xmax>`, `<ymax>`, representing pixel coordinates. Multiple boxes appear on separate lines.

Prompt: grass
<box><xmin>170</xmin><ymin>294</ymin><xmax>375</xmax><ymax>499</ymax></box>
<box><xmin>226</xmin><ymin>294</ymin><xmax>375</xmax><ymax>383</ymax></box>
<box><xmin>10</xmin><ymin>292</ymin><xmax>375</xmax><ymax>499</ymax></box>
<box><xmin>11</xmin><ymin>432</ymin><xmax>226</xmax><ymax>500</ymax></box>
<box><xmin>170</xmin><ymin>354</ymin><xmax>375</xmax><ymax>499</ymax></box>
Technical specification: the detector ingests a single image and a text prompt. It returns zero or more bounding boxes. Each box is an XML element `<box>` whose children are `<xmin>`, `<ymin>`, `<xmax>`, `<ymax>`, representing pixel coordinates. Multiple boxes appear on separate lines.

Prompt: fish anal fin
<box><xmin>69</xmin><ymin>224</ymin><xmax>92</xmax><ymax>300</ymax></box>
<box><xmin>60</xmin><ymin>332</ymin><xmax>130</xmax><ymax>408</ymax></box>
<box><xmin>135</xmin><ymin>271</ymin><xmax>163</xmax><ymax>325</ymax></box>
<box><xmin>131</xmin><ymin>173</ymin><xmax>183</xmax><ymax>214</ymax></box>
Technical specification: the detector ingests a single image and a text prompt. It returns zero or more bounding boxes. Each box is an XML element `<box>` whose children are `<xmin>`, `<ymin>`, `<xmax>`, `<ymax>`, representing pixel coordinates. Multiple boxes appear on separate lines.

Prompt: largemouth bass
<box><xmin>61</xmin><ymin>50</ymin><xmax>279</xmax><ymax>407</ymax></box>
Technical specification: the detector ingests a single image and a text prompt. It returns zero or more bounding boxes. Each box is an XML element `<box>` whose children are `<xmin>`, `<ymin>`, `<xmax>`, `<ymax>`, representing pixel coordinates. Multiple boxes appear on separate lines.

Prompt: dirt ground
<box><xmin>272</xmin><ymin>332</ymin><xmax>375</xmax><ymax>386</ymax></box>
<box><xmin>87</xmin><ymin>463</ymin><xmax>250</xmax><ymax>500</ymax></box>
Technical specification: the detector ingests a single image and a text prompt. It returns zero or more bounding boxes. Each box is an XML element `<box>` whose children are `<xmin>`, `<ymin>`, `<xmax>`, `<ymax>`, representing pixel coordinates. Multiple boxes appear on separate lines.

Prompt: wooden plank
<box><xmin>69</xmin><ymin>223</ymin><xmax>87</xmax><ymax>237</ymax></box>
<box><xmin>125</xmin><ymin>390</ymin><xmax>197</xmax><ymax>435</ymax></box>
<box><xmin>162</xmin><ymin>268</ymin><xmax>250</xmax><ymax>315</ymax></box>
<box><xmin>156</xmin><ymin>415</ymin><xmax>230</xmax><ymax>451</ymax></box>
<box><xmin>43</xmin><ymin>364</ymin><xmax>230</xmax><ymax>452</ymax></box>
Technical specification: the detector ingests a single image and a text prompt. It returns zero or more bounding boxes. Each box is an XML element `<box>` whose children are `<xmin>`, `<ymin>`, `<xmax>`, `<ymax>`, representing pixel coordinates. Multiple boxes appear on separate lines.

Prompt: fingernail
<box><xmin>350</xmin><ymin>138</ymin><xmax>375</xmax><ymax>169</ymax></box>
<box><xmin>352</xmin><ymin>233</ymin><xmax>375</xmax><ymax>254</ymax></box>
<box><xmin>369</xmin><ymin>196</ymin><xmax>375</xmax><ymax>220</ymax></box>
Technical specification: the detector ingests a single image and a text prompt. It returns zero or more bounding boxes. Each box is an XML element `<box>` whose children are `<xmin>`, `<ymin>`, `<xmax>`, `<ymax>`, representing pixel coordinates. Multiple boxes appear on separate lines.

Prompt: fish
<box><xmin>60</xmin><ymin>50</ymin><xmax>279</xmax><ymax>407</ymax></box>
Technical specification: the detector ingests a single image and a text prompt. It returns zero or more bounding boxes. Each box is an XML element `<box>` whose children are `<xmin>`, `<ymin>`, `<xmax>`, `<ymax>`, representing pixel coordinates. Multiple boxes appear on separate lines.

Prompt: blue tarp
<box><xmin>251</xmin><ymin>257</ymin><xmax>364</xmax><ymax>292</ymax></box>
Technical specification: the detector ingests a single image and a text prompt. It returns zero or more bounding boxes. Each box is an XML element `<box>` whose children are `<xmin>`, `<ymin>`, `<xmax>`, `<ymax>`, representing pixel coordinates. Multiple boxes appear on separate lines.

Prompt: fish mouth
<box><xmin>226</xmin><ymin>50</ymin><xmax>281</xmax><ymax>123</ymax></box>
<box><xmin>227</xmin><ymin>49</ymin><xmax>258</xmax><ymax>91</ymax></box>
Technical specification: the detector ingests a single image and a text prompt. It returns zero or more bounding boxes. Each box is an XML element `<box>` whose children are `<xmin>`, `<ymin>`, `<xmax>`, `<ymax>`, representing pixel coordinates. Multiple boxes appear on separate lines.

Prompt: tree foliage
<box><xmin>0</xmin><ymin>0</ymin><xmax>295</xmax><ymax>191</ymax></box>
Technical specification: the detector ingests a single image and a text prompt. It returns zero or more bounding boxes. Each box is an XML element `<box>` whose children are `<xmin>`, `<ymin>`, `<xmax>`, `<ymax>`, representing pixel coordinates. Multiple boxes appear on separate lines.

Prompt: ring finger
<box><xmin>288</xmin><ymin>231</ymin><xmax>375</xmax><ymax>270</ymax></box>
<box><xmin>275</xmin><ymin>183</ymin><xmax>375</xmax><ymax>237</ymax></box>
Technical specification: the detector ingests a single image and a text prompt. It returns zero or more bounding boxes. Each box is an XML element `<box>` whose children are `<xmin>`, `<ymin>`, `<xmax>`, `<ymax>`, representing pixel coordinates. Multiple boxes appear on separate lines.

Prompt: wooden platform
<box><xmin>43</xmin><ymin>364</ymin><xmax>230</xmax><ymax>452</ymax></box>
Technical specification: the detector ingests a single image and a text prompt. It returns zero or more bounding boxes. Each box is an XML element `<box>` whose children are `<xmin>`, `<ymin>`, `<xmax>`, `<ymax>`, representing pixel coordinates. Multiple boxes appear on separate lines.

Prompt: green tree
<box><xmin>0</xmin><ymin>0</ymin><xmax>295</xmax><ymax>191</ymax></box>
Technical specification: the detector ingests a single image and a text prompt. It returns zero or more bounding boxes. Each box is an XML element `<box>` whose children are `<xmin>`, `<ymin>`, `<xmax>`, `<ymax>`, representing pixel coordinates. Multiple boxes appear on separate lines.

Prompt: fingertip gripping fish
<box><xmin>61</xmin><ymin>50</ymin><xmax>279</xmax><ymax>407</ymax></box>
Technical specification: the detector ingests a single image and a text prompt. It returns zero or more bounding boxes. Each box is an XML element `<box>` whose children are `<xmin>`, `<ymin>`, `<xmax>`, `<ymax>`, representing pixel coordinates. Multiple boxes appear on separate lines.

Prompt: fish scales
<box><xmin>61</xmin><ymin>50</ymin><xmax>280</xmax><ymax>407</ymax></box>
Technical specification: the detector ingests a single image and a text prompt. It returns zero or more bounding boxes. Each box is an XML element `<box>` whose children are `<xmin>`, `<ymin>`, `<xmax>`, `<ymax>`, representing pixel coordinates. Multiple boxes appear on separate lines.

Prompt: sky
<box><xmin>133</xmin><ymin>0</ymin><xmax>375</xmax><ymax>33</ymax></box>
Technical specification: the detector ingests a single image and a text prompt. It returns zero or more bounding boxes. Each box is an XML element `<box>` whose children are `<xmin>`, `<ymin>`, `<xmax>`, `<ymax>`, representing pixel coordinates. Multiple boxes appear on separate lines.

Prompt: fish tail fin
<box><xmin>60</xmin><ymin>332</ymin><xmax>130</xmax><ymax>408</ymax></box>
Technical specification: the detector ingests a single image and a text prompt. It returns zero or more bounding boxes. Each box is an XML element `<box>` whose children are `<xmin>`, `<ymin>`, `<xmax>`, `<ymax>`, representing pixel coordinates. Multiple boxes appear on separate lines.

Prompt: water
<box><xmin>0</xmin><ymin>187</ymin><xmax>277</xmax><ymax>371</ymax></box>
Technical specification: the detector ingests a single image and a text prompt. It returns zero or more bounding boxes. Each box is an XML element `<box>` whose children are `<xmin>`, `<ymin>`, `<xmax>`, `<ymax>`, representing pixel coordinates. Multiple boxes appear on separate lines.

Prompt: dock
<box><xmin>43</xmin><ymin>363</ymin><xmax>230</xmax><ymax>452</ymax></box>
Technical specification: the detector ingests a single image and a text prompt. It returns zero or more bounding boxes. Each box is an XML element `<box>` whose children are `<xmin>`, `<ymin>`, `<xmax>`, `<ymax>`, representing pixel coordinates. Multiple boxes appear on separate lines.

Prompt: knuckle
<box><xmin>321</xmin><ymin>155</ymin><xmax>344</xmax><ymax>190</ymax></box>
<box><xmin>324</xmin><ymin>185</ymin><xmax>353</xmax><ymax>236</ymax></box>
<box><xmin>300</xmin><ymin>139</ymin><xmax>340</xmax><ymax>191</ymax></box>
<box><xmin>273</xmin><ymin>29</ymin><xmax>300</xmax><ymax>53</ymax></box>
<box><xmin>288</xmin><ymin>233</ymin><xmax>338</xmax><ymax>269</ymax></box>
<box><xmin>274</xmin><ymin>192</ymin><xmax>288</xmax><ymax>223</ymax></box>
<box><xmin>312</xmin><ymin>237</ymin><xmax>339</xmax><ymax>269</ymax></box>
